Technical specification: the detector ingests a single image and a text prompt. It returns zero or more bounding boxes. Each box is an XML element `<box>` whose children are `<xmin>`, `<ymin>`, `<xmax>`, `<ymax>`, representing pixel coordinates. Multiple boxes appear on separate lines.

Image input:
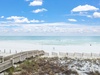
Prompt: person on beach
<box><xmin>53</xmin><ymin>47</ymin><xmax>55</xmax><ymax>50</ymax></box>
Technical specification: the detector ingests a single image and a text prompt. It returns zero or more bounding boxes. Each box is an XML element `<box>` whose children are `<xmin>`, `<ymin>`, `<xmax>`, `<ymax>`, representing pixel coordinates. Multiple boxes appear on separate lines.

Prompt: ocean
<box><xmin>0</xmin><ymin>36</ymin><xmax>100</xmax><ymax>45</ymax></box>
<box><xmin>0</xmin><ymin>36</ymin><xmax>100</xmax><ymax>54</ymax></box>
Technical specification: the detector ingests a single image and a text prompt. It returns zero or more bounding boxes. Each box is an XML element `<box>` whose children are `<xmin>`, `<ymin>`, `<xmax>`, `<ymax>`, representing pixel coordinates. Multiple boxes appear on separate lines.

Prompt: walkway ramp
<box><xmin>0</xmin><ymin>50</ymin><xmax>45</xmax><ymax>73</ymax></box>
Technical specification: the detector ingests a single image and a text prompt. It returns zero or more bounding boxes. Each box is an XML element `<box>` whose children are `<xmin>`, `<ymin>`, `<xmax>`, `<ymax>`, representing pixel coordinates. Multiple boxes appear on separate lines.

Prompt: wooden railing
<box><xmin>43</xmin><ymin>52</ymin><xmax>100</xmax><ymax>59</ymax></box>
<box><xmin>0</xmin><ymin>50</ymin><xmax>45</xmax><ymax>73</ymax></box>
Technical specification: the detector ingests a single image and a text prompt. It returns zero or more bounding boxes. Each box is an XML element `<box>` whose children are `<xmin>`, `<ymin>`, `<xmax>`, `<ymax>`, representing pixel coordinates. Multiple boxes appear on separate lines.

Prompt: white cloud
<box><xmin>87</xmin><ymin>15</ymin><xmax>92</xmax><ymax>18</ymax></box>
<box><xmin>6</xmin><ymin>16</ymin><xmax>29</xmax><ymax>23</ymax></box>
<box><xmin>7</xmin><ymin>16</ymin><xmax>25</xmax><ymax>20</ymax></box>
<box><xmin>68</xmin><ymin>19</ymin><xmax>77</xmax><ymax>22</ymax></box>
<box><xmin>0</xmin><ymin>16</ymin><xmax>4</xmax><ymax>18</ymax></box>
<box><xmin>93</xmin><ymin>12</ymin><xmax>100</xmax><ymax>18</ymax></box>
<box><xmin>29</xmin><ymin>0</ymin><xmax>42</xmax><ymax>6</ymax></box>
<box><xmin>32</xmin><ymin>8</ymin><xmax>47</xmax><ymax>13</ymax></box>
<box><xmin>30</xmin><ymin>19</ymin><xmax>44</xmax><ymax>23</ymax></box>
<box><xmin>6</xmin><ymin>16</ymin><xmax>44</xmax><ymax>23</ymax></box>
<box><xmin>72</xmin><ymin>4</ymin><xmax>99</xmax><ymax>12</ymax></box>
<box><xmin>79</xmin><ymin>12</ymin><xmax>88</xmax><ymax>15</ymax></box>
<box><xmin>0</xmin><ymin>22</ymin><xmax>100</xmax><ymax>36</ymax></box>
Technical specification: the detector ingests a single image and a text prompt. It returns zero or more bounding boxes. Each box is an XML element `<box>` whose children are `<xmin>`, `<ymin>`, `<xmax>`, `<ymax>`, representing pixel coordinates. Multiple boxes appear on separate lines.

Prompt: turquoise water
<box><xmin>0</xmin><ymin>36</ymin><xmax>100</xmax><ymax>45</ymax></box>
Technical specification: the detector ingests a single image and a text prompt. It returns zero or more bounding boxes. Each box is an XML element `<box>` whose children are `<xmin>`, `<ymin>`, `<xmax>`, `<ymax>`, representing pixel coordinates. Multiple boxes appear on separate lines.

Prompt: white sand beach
<box><xmin>0</xmin><ymin>41</ymin><xmax>100</xmax><ymax>57</ymax></box>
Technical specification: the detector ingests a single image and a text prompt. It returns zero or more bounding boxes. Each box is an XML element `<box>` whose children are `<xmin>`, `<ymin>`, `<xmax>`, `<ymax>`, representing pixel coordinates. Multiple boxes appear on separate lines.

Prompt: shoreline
<box><xmin>0</xmin><ymin>40</ymin><xmax>100</xmax><ymax>57</ymax></box>
<box><xmin>0</xmin><ymin>44</ymin><xmax>100</xmax><ymax>53</ymax></box>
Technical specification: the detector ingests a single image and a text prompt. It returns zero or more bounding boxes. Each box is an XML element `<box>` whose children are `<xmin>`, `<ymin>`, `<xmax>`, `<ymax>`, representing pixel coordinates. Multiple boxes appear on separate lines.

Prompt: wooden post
<box><xmin>1</xmin><ymin>56</ymin><xmax>4</xmax><ymax>63</ymax></box>
<box><xmin>4</xmin><ymin>49</ymin><xmax>5</xmax><ymax>53</ymax></box>
<box><xmin>91</xmin><ymin>53</ymin><xmax>93</xmax><ymax>59</ymax></box>
<box><xmin>66</xmin><ymin>53</ymin><xmax>68</xmax><ymax>57</ymax></box>
<box><xmin>27</xmin><ymin>52</ymin><xmax>28</xmax><ymax>58</ymax></box>
<box><xmin>44</xmin><ymin>52</ymin><xmax>49</xmax><ymax>57</ymax></box>
<box><xmin>99</xmin><ymin>53</ymin><xmax>100</xmax><ymax>57</ymax></box>
<box><xmin>0</xmin><ymin>56</ymin><xmax>4</xmax><ymax>63</ymax></box>
<box><xmin>15</xmin><ymin>50</ymin><xmax>17</xmax><ymax>54</ymax></box>
<box><xmin>73</xmin><ymin>52</ymin><xmax>75</xmax><ymax>57</ymax></box>
<box><xmin>82</xmin><ymin>53</ymin><xmax>84</xmax><ymax>58</ymax></box>
<box><xmin>47</xmin><ymin>53</ymin><xmax>49</xmax><ymax>57</ymax></box>
<box><xmin>10</xmin><ymin>50</ymin><xmax>11</xmax><ymax>54</ymax></box>
<box><xmin>21</xmin><ymin>50</ymin><xmax>23</xmax><ymax>52</ymax></box>
<box><xmin>10</xmin><ymin>58</ymin><xmax>14</xmax><ymax>66</ymax></box>
<box><xmin>32</xmin><ymin>51</ymin><xmax>35</xmax><ymax>57</ymax></box>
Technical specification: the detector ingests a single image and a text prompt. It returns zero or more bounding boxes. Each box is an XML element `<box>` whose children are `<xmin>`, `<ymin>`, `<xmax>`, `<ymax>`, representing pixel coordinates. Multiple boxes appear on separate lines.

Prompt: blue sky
<box><xmin>0</xmin><ymin>0</ymin><xmax>100</xmax><ymax>36</ymax></box>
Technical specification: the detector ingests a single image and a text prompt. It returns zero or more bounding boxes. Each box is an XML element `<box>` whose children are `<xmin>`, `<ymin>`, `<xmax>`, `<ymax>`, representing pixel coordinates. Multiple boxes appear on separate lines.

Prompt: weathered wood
<box><xmin>42</xmin><ymin>52</ymin><xmax>100</xmax><ymax>59</ymax></box>
<box><xmin>59</xmin><ymin>52</ymin><xmax>66</xmax><ymax>57</ymax></box>
<box><xmin>0</xmin><ymin>56</ymin><xmax>4</xmax><ymax>63</ymax></box>
<box><xmin>0</xmin><ymin>50</ymin><xmax>45</xmax><ymax>73</ymax></box>
<box><xmin>51</xmin><ymin>52</ymin><xmax>58</xmax><ymax>57</ymax></box>
<box><xmin>0</xmin><ymin>60</ymin><xmax>12</xmax><ymax>72</ymax></box>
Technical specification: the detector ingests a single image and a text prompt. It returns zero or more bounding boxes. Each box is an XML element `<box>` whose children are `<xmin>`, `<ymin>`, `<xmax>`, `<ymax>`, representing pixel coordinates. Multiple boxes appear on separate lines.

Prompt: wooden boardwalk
<box><xmin>0</xmin><ymin>50</ymin><xmax>45</xmax><ymax>73</ymax></box>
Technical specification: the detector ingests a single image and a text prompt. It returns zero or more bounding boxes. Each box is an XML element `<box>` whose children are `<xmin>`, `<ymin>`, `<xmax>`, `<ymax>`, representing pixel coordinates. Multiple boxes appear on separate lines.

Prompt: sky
<box><xmin>0</xmin><ymin>0</ymin><xmax>100</xmax><ymax>36</ymax></box>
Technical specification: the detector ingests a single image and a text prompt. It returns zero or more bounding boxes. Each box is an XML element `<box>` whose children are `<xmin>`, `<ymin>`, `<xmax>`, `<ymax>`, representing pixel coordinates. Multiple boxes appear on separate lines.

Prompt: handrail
<box><xmin>0</xmin><ymin>50</ymin><xmax>45</xmax><ymax>73</ymax></box>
